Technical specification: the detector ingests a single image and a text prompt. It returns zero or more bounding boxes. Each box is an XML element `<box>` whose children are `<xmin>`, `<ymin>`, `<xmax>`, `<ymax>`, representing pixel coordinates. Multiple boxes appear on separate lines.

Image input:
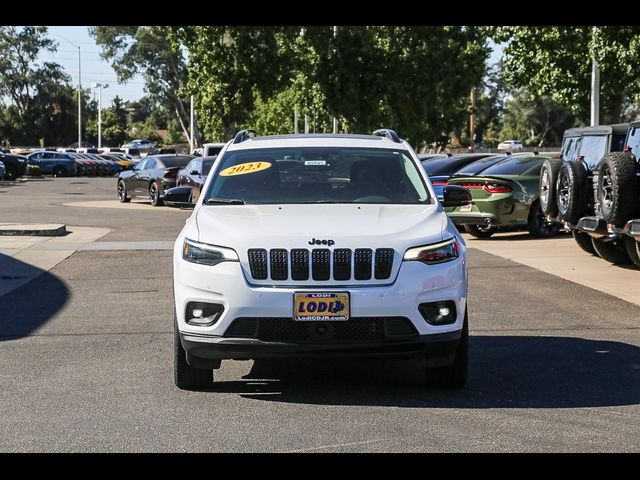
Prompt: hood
<box><xmin>195</xmin><ymin>203</ymin><xmax>445</xmax><ymax>286</ymax></box>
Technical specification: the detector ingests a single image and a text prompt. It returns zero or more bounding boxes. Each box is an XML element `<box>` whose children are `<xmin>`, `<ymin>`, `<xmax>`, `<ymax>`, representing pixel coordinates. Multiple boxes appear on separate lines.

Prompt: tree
<box><xmin>499</xmin><ymin>91</ymin><xmax>574</xmax><ymax>147</ymax></box>
<box><xmin>490</xmin><ymin>26</ymin><xmax>640</xmax><ymax>124</ymax></box>
<box><xmin>168</xmin><ymin>26</ymin><xmax>302</xmax><ymax>141</ymax></box>
<box><xmin>90</xmin><ymin>26</ymin><xmax>202</xmax><ymax>145</ymax></box>
<box><xmin>0</xmin><ymin>26</ymin><xmax>78</xmax><ymax>145</ymax></box>
<box><xmin>304</xmin><ymin>26</ymin><xmax>490</xmax><ymax>147</ymax></box>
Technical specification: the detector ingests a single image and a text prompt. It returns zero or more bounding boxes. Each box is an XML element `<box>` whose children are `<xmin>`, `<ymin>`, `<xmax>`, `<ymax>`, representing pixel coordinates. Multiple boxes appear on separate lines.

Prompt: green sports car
<box><xmin>444</xmin><ymin>154</ymin><xmax>561</xmax><ymax>239</ymax></box>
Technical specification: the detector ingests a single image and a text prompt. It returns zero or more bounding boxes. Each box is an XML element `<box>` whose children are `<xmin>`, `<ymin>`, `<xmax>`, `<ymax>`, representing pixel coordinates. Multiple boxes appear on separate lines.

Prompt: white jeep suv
<box><xmin>171</xmin><ymin>130</ymin><xmax>471</xmax><ymax>390</ymax></box>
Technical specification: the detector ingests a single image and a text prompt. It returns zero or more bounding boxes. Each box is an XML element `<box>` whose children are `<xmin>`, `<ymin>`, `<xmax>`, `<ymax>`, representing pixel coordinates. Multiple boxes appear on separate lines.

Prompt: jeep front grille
<box><xmin>247</xmin><ymin>248</ymin><xmax>395</xmax><ymax>282</ymax></box>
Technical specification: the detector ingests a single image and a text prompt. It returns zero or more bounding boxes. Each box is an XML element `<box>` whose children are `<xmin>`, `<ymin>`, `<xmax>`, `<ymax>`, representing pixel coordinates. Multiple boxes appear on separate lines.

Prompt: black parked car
<box><xmin>0</xmin><ymin>153</ymin><xmax>28</xmax><ymax>180</ymax></box>
<box><xmin>117</xmin><ymin>154</ymin><xmax>195</xmax><ymax>206</ymax></box>
<box><xmin>176</xmin><ymin>156</ymin><xmax>216</xmax><ymax>204</ymax></box>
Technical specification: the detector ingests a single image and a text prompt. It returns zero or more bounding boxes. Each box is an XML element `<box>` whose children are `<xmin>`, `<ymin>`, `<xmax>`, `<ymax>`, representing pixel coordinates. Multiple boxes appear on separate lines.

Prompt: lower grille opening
<box><xmin>224</xmin><ymin>317</ymin><xmax>418</xmax><ymax>343</ymax></box>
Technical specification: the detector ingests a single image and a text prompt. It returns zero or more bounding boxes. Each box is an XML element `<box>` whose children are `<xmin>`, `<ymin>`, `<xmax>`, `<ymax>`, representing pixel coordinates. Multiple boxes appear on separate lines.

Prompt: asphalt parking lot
<box><xmin>1</xmin><ymin>177</ymin><xmax>639</xmax><ymax>452</ymax></box>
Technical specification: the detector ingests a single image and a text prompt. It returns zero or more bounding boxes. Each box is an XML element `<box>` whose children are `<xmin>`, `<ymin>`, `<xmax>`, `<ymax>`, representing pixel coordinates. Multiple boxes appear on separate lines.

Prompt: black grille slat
<box><xmin>248</xmin><ymin>249</ymin><xmax>267</xmax><ymax>280</ymax></box>
<box><xmin>291</xmin><ymin>249</ymin><xmax>309</xmax><ymax>280</ymax></box>
<box><xmin>312</xmin><ymin>249</ymin><xmax>330</xmax><ymax>280</ymax></box>
<box><xmin>354</xmin><ymin>248</ymin><xmax>373</xmax><ymax>280</ymax></box>
<box><xmin>270</xmin><ymin>249</ymin><xmax>288</xmax><ymax>280</ymax></box>
<box><xmin>249</xmin><ymin>247</ymin><xmax>393</xmax><ymax>281</ymax></box>
<box><xmin>333</xmin><ymin>248</ymin><xmax>352</xmax><ymax>280</ymax></box>
<box><xmin>375</xmin><ymin>248</ymin><xmax>394</xmax><ymax>279</ymax></box>
<box><xmin>224</xmin><ymin>317</ymin><xmax>417</xmax><ymax>343</ymax></box>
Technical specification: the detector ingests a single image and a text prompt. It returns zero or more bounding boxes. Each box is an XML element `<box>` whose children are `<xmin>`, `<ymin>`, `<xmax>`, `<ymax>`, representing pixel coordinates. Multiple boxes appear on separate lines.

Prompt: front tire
<box><xmin>4</xmin><ymin>164</ymin><xmax>18</xmax><ymax>181</ymax></box>
<box><xmin>174</xmin><ymin>317</ymin><xmax>213</xmax><ymax>390</ymax></box>
<box><xmin>591</xmin><ymin>237</ymin><xmax>633</xmax><ymax>265</ymax></box>
<box><xmin>117</xmin><ymin>180</ymin><xmax>131</xmax><ymax>203</ymax></box>
<box><xmin>150</xmin><ymin>181</ymin><xmax>163</xmax><ymax>206</ymax></box>
<box><xmin>572</xmin><ymin>229</ymin><xmax>597</xmax><ymax>255</ymax></box>
<box><xmin>53</xmin><ymin>166</ymin><xmax>67</xmax><ymax>178</ymax></box>
<box><xmin>625</xmin><ymin>237</ymin><xmax>640</xmax><ymax>268</ymax></box>
<box><xmin>425</xmin><ymin>309</ymin><xmax>468</xmax><ymax>389</ymax></box>
<box><xmin>528</xmin><ymin>201</ymin><xmax>561</xmax><ymax>237</ymax></box>
<box><xmin>464</xmin><ymin>224</ymin><xmax>497</xmax><ymax>239</ymax></box>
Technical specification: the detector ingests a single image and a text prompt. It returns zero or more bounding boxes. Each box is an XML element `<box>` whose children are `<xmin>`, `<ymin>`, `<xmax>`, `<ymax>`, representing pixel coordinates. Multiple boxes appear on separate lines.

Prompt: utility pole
<box><xmin>91</xmin><ymin>83</ymin><xmax>109</xmax><ymax>148</ymax></box>
<box><xmin>77</xmin><ymin>45</ymin><xmax>81</xmax><ymax>148</ymax></box>
<box><xmin>294</xmin><ymin>107</ymin><xmax>299</xmax><ymax>134</ymax></box>
<box><xmin>469</xmin><ymin>87</ymin><xmax>476</xmax><ymax>152</ymax></box>
<box><xmin>304</xmin><ymin>114</ymin><xmax>309</xmax><ymax>134</ymax></box>
<box><xmin>333</xmin><ymin>117</ymin><xmax>338</xmax><ymax>134</ymax></box>
<box><xmin>190</xmin><ymin>95</ymin><xmax>195</xmax><ymax>151</ymax></box>
<box><xmin>591</xmin><ymin>28</ymin><xmax>600</xmax><ymax>126</ymax></box>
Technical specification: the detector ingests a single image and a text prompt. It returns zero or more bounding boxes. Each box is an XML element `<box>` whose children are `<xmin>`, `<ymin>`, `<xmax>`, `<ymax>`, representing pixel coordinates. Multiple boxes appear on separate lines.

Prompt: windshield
<box><xmin>160</xmin><ymin>156</ymin><xmax>193</xmax><ymax>168</ymax></box>
<box><xmin>203</xmin><ymin>147</ymin><xmax>430</xmax><ymax>204</ymax></box>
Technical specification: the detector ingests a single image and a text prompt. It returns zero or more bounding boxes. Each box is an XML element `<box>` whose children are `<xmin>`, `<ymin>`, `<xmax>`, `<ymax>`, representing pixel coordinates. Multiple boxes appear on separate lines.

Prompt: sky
<box><xmin>41</xmin><ymin>26</ymin><xmax>146</xmax><ymax>105</ymax></box>
<box><xmin>39</xmin><ymin>27</ymin><xmax>504</xmax><ymax>107</ymax></box>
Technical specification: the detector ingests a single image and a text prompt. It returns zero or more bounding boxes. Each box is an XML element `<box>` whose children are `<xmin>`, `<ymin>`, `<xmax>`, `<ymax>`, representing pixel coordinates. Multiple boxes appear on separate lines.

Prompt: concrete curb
<box><xmin>0</xmin><ymin>224</ymin><xmax>67</xmax><ymax>237</ymax></box>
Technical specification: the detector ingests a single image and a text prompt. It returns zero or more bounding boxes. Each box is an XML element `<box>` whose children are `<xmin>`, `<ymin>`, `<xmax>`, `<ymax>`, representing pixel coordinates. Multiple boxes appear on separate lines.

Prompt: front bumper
<box><xmin>181</xmin><ymin>330</ymin><xmax>461</xmax><ymax>368</ymax></box>
<box><xmin>174</xmin><ymin>243</ymin><xmax>468</xmax><ymax>365</ymax></box>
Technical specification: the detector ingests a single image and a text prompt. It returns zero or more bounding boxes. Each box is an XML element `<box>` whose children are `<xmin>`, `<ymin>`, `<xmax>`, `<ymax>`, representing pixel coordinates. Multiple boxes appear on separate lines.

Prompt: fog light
<box><xmin>185</xmin><ymin>302</ymin><xmax>224</xmax><ymax>327</ymax></box>
<box><xmin>419</xmin><ymin>301</ymin><xmax>456</xmax><ymax>325</ymax></box>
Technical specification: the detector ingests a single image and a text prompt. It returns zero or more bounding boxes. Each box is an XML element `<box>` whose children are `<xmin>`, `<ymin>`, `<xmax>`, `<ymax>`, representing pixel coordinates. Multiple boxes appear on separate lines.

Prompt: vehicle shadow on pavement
<box><xmin>0</xmin><ymin>254</ymin><xmax>69</xmax><ymax>340</ymax></box>
<box><xmin>211</xmin><ymin>336</ymin><xmax>640</xmax><ymax>408</ymax></box>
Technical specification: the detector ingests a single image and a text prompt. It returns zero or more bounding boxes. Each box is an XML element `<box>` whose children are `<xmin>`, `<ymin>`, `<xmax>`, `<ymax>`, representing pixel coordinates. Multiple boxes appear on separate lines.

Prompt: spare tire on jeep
<box><xmin>596</xmin><ymin>152</ymin><xmax>639</xmax><ymax>226</ymax></box>
<box><xmin>556</xmin><ymin>161</ymin><xmax>588</xmax><ymax>224</ymax></box>
<box><xmin>539</xmin><ymin>157</ymin><xmax>563</xmax><ymax>216</ymax></box>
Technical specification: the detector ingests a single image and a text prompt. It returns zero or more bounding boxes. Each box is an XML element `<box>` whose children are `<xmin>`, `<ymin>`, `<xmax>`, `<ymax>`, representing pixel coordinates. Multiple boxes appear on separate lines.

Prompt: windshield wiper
<box><xmin>204</xmin><ymin>198</ymin><xmax>246</xmax><ymax>205</ymax></box>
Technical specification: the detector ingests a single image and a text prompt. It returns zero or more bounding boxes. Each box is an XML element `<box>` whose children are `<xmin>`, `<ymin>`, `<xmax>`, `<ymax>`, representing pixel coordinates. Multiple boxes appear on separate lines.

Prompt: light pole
<box><xmin>91</xmin><ymin>82</ymin><xmax>109</xmax><ymax>148</ymax></box>
<box><xmin>49</xmin><ymin>33</ymin><xmax>82</xmax><ymax>147</ymax></box>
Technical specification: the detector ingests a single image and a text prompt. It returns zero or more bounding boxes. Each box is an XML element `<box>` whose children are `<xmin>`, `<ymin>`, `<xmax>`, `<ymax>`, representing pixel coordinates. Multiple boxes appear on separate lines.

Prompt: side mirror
<box><xmin>442</xmin><ymin>185</ymin><xmax>471</xmax><ymax>207</ymax></box>
<box><xmin>164</xmin><ymin>186</ymin><xmax>194</xmax><ymax>209</ymax></box>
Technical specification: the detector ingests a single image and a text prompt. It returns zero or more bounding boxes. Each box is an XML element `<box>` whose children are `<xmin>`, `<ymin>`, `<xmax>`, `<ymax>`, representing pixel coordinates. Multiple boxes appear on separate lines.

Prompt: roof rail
<box><xmin>372</xmin><ymin>129</ymin><xmax>401</xmax><ymax>143</ymax></box>
<box><xmin>233</xmin><ymin>130</ymin><xmax>257</xmax><ymax>144</ymax></box>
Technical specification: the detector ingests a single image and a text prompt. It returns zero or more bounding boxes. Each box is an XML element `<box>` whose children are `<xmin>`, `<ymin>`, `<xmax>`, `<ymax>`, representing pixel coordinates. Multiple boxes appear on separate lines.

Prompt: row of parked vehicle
<box><xmin>420</xmin><ymin>151</ymin><xmax>561</xmax><ymax>239</ymax></box>
<box><xmin>117</xmin><ymin>154</ymin><xmax>213</xmax><ymax>206</ymax></box>
<box><xmin>537</xmin><ymin>122</ymin><xmax>640</xmax><ymax>267</ymax></box>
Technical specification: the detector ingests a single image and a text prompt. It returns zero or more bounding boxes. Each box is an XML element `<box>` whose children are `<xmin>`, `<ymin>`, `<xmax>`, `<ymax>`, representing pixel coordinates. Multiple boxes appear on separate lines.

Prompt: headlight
<box><xmin>404</xmin><ymin>238</ymin><xmax>459</xmax><ymax>265</ymax></box>
<box><xmin>182</xmin><ymin>238</ymin><xmax>238</xmax><ymax>266</ymax></box>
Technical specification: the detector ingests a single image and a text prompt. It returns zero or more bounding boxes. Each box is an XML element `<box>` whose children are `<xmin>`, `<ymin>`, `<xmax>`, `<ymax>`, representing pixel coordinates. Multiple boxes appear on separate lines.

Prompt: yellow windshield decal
<box><xmin>219</xmin><ymin>162</ymin><xmax>272</xmax><ymax>176</ymax></box>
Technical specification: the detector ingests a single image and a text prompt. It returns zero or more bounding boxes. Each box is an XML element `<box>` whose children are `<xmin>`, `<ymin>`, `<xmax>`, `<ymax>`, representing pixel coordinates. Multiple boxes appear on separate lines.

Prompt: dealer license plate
<box><xmin>294</xmin><ymin>292</ymin><xmax>350</xmax><ymax>321</ymax></box>
<box><xmin>459</xmin><ymin>203</ymin><xmax>473</xmax><ymax>212</ymax></box>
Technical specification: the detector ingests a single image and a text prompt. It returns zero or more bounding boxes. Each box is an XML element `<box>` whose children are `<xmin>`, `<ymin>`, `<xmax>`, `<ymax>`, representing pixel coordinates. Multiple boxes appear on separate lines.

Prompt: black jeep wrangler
<box><xmin>571</xmin><ymin>122</ymin><xmax>640</xmax><ymax>266</ymax></box>
<box><xmin>538</xmin><ymin>123</ymin><xmax>634</xmax><ymax>263</ymax></box>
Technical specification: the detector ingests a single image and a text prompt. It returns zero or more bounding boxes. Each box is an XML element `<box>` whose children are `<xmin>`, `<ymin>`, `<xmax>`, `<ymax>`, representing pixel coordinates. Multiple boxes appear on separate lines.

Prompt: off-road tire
<box><xmin>591</xmin><ymin>237</ymin><xmax>633</xmax><ymax>265</ymax></box>
<box><xmin>425</xmin><ymin>309</ymin><xmax>468</xmax><ymax>389</ymax></box>
<box><xmin>596</xmin><ymin>152</ymin><xmax>639</xmax><ymax>225</ymax></box>
<box><xmin>556</xmin><ymin>161</ymin><xmax>588</xmax><ymax>224</ymax></box>
<box><xmin>539</xmin><ymin>158</ymin><xmax>563</xmax><ymax>216</ymax></box>
<box><xmin>572</xmin><ymin>229</ymin><xmax>597</xmax><ymax>255</ymax></box>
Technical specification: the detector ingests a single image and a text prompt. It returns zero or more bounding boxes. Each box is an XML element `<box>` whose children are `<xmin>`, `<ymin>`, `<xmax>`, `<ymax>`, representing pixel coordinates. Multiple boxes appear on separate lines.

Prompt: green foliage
<box><xmin>91</xmin><ymin>26</ymin><xmax>203</xmax><ymax>144</ymax></box>
<box><xmin>0</xmin><ymin>26</ymin><xmax>79</xmax><ymax>145</ymax></box>
<box><xmin>168</xmin><ymin>26</ymin><xmax>306</xmax><ymax>141</ymax></box>
<box><xmin>304</xmin><ymin>26</ymin><xmax>490</xmax><ymax>146</ymax></box>
<box><xmin>499</xmin><ymin>91</ymin><xmax>575</xmax><ymax>147</ymax></box>
<box><xmin>489</xmin><ymin>26</ymin><xmax>640</xmax><ymax>124</ymax></box>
